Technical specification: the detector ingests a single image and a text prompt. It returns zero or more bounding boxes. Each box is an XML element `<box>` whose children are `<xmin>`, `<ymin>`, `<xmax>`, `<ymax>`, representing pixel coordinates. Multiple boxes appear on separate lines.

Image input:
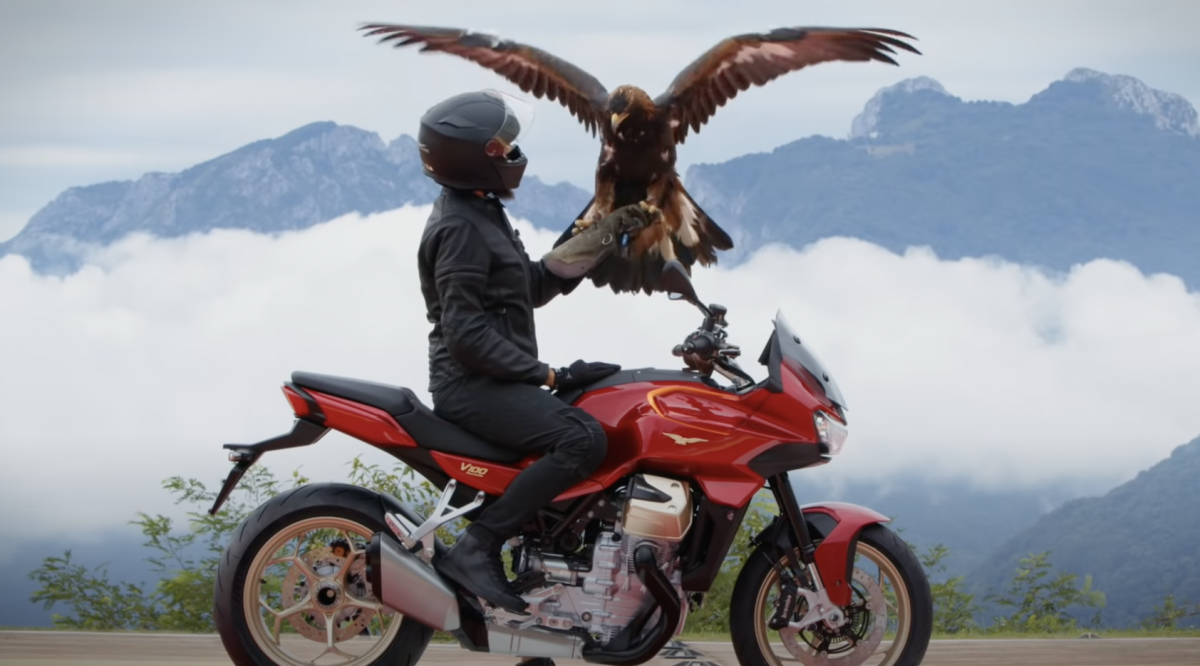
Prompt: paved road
<box><xmin>1</xmin><ymin>631</ymin><xmax>1198</xmax><ymax>665</ymax></box>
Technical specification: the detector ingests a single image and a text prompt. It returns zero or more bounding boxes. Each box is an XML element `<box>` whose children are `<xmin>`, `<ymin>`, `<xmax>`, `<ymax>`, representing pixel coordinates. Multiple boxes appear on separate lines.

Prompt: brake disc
<box><xmin>279</xmin><ymin>546</ymin><xmax>375</xmax><ymax>643</ymax></box>
<box><xmin>779</xmin><ymin>567</ymin><xmax>888</xmax><ymax>666</ymax></box>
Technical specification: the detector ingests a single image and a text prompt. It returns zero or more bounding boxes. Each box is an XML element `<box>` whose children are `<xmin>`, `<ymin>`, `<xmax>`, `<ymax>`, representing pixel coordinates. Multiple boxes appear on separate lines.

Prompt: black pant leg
<box><xmin>432</xmin><ymin>378</ymin><xmax>608</xmax><ymax>539</ymax></box>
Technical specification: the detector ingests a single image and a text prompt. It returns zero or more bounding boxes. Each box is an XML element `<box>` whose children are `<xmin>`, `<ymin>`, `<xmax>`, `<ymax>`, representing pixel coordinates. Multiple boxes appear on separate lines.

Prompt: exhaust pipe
<box><xmin>365</xmin><ymin>531</ymin><xmax>461</xmax><ymax>632</ymax></box>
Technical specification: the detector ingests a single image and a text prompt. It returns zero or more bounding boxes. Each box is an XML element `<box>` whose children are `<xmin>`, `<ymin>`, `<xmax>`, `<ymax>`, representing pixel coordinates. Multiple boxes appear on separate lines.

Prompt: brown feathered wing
<box><xmin>360</xmin><ymin>23</ymin><xmax>611</xmax><ymax>135</ymax></box>
<box><xmin>654</xmin><ymin>27</ymin><xmax>921</xmax><ymax>144</ymax></box>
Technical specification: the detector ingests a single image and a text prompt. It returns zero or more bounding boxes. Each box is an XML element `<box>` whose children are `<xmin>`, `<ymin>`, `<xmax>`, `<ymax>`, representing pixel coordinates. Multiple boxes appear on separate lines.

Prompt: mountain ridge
<box><xmin>963</xmin><ymin>434</ymin><xmax>1200</xmax><ymax>629</ymax></box>
<box><xmin>682</xmin><ymin>67</ymin><xmax>1200</xmax><ymax>289</ymax></box>
<box><xmin>3</xmin><ymin>67</ymin><xmax>1197</xmax><ymax>289</ymax></box>
<box><xmin>0</xmin><ymin>121</ymin><xmax>591</xmax><ymax>275</ymax></box>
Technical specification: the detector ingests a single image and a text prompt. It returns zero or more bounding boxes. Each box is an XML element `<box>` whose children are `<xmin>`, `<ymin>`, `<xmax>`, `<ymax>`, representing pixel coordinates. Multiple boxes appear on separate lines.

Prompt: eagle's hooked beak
<box><xmin>611</xmin><ymin>112</ymin><xmax>629</xmax><ymax>131</ymax></box>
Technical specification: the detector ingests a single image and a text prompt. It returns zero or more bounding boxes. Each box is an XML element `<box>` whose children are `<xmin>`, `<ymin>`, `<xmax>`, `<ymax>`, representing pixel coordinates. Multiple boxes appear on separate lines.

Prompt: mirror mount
<box><xmin>660</xmin><ymin>260</ymin><xmax>711</xmax><ymax>318</ymax></box>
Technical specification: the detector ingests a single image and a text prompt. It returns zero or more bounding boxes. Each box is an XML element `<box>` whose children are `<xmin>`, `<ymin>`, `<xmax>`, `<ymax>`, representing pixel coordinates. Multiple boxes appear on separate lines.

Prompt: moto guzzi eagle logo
<box><xmin>664</xmin><ymin>433</ymin><xmax>707</xmax><ymax>446</ymax></box>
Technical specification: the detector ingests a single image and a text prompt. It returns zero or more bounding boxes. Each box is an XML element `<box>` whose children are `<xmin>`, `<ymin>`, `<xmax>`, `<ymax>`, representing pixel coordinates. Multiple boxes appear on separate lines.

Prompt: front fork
<box><xmin>763</xmin><ymin>473</ymin><xmax>849</xmax><ymax>631</ymax></box>
<box><xmin>767</xmin><ymin>473</ymin><xmax>820</xmax><ymax>587</ymax></box>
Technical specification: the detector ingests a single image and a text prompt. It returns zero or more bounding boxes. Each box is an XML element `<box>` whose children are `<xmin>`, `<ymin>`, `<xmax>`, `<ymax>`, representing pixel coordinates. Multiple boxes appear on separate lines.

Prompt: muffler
<box><xmin>365</xmin><ymin>531</ymin><xmax>461</xmax><ymax>632</ymax></box>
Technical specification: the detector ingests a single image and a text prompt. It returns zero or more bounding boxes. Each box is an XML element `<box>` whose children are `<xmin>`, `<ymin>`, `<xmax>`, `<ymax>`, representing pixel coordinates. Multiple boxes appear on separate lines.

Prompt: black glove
<box><xmin>553</xmin><ymin>360</ymin><xmax>621</xmax><ymax>392</ymax></box>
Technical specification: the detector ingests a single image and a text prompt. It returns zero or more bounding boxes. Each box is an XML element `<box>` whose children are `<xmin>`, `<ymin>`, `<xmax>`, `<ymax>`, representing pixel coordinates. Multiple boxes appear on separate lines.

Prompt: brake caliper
<box><xmin>769</xmin><ymin>577</ymin><xmax>801</xmax><ymax>630</ymax></box>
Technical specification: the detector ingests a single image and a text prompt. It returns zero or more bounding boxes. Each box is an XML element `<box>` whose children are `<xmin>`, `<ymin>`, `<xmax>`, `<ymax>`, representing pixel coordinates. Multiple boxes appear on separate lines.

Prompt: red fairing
<box><xmin>570</xmin><ymin>381</ymin><xmax>816</xmax><ymax>506</ymax></box>
<box><xmin>282</xmin><ymin>361</ymin><xmax>842</xmax><ymax>512</ymax></box>
<box><xmin>401</xmin><ymin>368</ymin><xmax>832</xmax><ymax>506</ymax></box>
<box><xmin>429</xmin><ymin>451</ymin><xmax>603</xmax><ymax>500</ymax></box>
<box><xmin>801</xmin><ymin>502</ymin><xmax>890</xmax><ymax>606</ymax></box>
<box><xmin>284</xmin><ymin>364</ymin><xmax>839</xmax><ymax>506</ymax></box>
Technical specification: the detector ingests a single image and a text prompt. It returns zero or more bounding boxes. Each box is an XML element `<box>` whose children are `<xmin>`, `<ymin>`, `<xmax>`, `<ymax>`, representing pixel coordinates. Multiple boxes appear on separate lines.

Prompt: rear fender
<box><xmin>208</xmin><ymin>417</ymin><xmax>330</xmax><ymax>515</ymax></box>
<box><xmin>754</xmin><ymin>501</ymin><xmax>890</xmax><ymax>607</ymax></box>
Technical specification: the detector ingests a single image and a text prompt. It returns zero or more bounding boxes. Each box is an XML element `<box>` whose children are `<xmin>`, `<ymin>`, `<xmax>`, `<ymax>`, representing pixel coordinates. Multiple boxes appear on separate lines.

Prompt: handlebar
<box><xmin>673</xmin><ymin>330</ymin><xmax>719</xmax><ymax>357</ymax></box>
<box><xmin>661</xmin><ymin>261</ymin><xmax>755</xmax><ymax>388</ymax></box>
<box><xmin>670</xmin><ymin>307</ymin><xmax>754</xmax><ymax>388</ymax></box>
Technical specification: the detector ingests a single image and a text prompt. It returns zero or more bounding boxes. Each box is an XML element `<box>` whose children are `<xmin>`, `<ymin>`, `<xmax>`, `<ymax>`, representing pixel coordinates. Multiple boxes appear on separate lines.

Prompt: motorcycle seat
<box><xmin>290</xmin><ymin>372</ymin><xmax>526</xmax><ymax>464</ymax></box>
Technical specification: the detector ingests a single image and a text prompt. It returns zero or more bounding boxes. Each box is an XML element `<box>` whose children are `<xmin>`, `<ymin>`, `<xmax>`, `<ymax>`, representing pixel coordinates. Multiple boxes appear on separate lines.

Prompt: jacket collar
<box><xmin>442</xmin><ymin>187</ymin><xmax>517</xmax><ymax>238</ymax></box>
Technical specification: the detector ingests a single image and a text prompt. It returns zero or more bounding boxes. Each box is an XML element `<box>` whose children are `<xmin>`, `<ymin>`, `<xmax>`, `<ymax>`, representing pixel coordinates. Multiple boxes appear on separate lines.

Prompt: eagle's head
<box><xmin>606</xmin><ymin>85</ymin><xmax>656</xmax><ymax>141</ymax></box>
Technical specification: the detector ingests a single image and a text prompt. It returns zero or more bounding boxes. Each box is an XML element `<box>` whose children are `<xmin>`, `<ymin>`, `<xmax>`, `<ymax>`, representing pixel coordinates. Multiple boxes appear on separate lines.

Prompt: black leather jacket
<box><xmin>418</xmin><ymin>187</ymin><xmax>582</xmax><ymax>396</ymax></box>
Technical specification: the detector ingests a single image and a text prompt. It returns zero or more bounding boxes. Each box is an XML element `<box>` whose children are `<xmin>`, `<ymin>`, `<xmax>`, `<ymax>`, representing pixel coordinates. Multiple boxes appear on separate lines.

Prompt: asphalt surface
<box><xmin>1</xmin><ymin>631</ymin><xmax>1198</xmax><ymax>665</ymax></box>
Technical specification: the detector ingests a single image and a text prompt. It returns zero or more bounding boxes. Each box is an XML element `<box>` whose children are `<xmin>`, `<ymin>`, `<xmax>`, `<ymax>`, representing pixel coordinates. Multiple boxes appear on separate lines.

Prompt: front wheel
<box><xmin>213</xmin><ymin>483</ymin><xmax>434</xmax><ymax>666</ymax></box>
<box><xmin>730</xmin><ymin>523</ymin><xmax>932</xmax><ymax>666</ymax></box>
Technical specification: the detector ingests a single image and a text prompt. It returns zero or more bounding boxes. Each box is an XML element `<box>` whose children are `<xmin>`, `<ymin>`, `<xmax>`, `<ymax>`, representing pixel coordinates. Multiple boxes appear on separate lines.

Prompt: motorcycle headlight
<box><xmin>814</xmin><ymin>411</ymin><xmax>849</xmax><ymax>455</ymax></box>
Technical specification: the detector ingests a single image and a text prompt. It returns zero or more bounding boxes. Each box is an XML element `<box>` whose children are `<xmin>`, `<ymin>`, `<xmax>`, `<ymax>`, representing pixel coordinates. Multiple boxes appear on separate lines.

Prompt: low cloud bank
<box><xmin>2</xmin><ymin>205</ymin><xmax>1198</xmax><ymax>556</ymax></box>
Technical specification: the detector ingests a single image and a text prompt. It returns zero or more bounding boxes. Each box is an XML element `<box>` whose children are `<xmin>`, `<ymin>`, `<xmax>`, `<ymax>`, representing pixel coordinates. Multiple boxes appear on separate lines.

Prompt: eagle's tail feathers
<box><xmin>676</xmin><ymin>187</ymin><xmax>734</xmax><ymax>263</ymax></box>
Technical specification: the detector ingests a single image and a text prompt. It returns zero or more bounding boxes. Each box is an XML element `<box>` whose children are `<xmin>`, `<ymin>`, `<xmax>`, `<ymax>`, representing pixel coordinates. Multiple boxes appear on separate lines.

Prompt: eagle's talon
<box><xmin>638</xmin><ymin>201</ymin><xmax>663</xmax><ymax>222</ymax></box>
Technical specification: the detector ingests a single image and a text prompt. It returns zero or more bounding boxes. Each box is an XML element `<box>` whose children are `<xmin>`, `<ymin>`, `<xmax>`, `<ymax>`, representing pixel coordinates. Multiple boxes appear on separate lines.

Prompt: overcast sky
<box><xmin>2</xmin><ymin>0</ymin><xmax>1199</xmax><ymax>242</ymax></box>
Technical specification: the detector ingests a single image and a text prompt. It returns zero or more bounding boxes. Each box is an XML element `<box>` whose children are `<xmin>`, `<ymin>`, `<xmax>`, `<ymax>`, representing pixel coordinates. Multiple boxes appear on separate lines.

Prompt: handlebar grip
<box><xmin>689</xmin><ymin>332</ymin><xmax>715</xmax><ymax>355</ymax></box>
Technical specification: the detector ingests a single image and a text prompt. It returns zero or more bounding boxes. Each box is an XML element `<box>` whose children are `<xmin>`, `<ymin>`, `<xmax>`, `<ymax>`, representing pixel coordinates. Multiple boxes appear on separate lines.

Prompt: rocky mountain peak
<box><xmin>0</xmin><ymin>121</ymin><xmax>590</xmax><ymax>275</ymax></box>
<box><xmin>849</xmin><ymin>76</ymin><xmax>954</xmax><ymax>139</ymax></box>
<box><xmin>1061</xmin><ymin>67</ymin><xmax>1199</xmax><ymax>137</ymax></box>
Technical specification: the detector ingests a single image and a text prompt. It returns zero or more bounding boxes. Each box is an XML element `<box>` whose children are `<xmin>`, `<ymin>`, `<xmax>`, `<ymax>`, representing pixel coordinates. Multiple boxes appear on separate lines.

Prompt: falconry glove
<box><xmin>543</xmin><ymin>203</ymin><xmax>658</xmax><ymax>279</ymax></box>
<box><xmin>552</xmin><ymin>359</ymin><xmax>621</xmax><ymax>393</ymax></box>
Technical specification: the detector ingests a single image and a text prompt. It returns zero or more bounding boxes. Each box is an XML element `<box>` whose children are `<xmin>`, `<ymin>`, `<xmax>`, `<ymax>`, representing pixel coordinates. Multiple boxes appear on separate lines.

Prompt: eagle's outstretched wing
<box><xmin>654</xmin><ymin>27</ymin><xmax>920</xmax><ymax>144</ymax></box>
<box><xmin>360</xmin><ymin>23</ymin><xmax>611</xmax><ymax>136</ymax></box>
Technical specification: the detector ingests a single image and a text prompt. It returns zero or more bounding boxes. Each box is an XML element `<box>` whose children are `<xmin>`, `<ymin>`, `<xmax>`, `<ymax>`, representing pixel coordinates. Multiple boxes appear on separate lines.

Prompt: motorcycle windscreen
<box><xmin>771</xmin><ymin>310</ymin><xmax>849</xmax><ymax>411</ymax></box>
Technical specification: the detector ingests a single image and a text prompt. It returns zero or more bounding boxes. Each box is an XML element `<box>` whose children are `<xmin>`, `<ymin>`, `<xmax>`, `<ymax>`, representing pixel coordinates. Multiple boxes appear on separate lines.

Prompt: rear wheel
<box><xmin>214</xmin><ymin>483</ymin><xmax>434</xmax><ymax>666</ymax></box>
<box><xmin>730</xmin><ymin>523</ymin><xmax>932</xmax><ymax>666</ymax></box>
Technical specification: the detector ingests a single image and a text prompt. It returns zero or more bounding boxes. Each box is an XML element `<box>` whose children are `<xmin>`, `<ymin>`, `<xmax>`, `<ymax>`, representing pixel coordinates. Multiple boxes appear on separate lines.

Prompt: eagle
<box><xmin>360</xmin><ymin>23</ymin><xmax>920</xmax><ymax>294</ymax></box>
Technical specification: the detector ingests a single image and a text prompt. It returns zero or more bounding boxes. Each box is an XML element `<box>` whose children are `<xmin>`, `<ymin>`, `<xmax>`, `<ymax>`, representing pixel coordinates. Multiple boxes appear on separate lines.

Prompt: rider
<box><xmin>414</xmin><ymin>89</ymin><xmax>651</xmax><ymax>614</ymax></box>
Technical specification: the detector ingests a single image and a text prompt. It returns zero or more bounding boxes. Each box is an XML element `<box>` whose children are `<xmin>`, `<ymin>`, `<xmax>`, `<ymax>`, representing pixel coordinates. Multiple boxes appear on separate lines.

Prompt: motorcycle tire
<box><xmin>213</xmin><ymin>482</ymin><xmax>435</xmax><ymax>666</ymax></box>
<box><xmin>729</xmin><ymin>523</ymin><xmax>932</xmax><ymax>666</ymax></box>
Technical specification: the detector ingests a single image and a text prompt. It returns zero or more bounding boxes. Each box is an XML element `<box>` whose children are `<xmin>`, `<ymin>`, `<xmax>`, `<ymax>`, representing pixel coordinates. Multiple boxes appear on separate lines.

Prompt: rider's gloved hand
<box><xmin>552</xmin><ymin>360</ymin><xmax>621</xmax><ymax>392</ymax></box>
<box><xmin>542</xmin><ymin>203</ymin><xmax>660</xmax><ymax>279</ymax></box>
<box><xmin>605</xmin><ymin>202</ymin><xmax>659</xmax><ymax>236</ymax></box>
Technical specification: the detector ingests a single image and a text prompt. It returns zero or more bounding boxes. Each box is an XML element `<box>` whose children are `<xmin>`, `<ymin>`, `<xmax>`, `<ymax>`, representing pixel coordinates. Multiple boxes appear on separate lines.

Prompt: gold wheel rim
<box><xmin>242</xmin><ymin>516</ymin><xmax>404</xmax><ymax>666</ymax></box>
<box><xmin>752</xmin><ymin>541</ymin><xmax>912</xmax><ymax>666</ymax></box>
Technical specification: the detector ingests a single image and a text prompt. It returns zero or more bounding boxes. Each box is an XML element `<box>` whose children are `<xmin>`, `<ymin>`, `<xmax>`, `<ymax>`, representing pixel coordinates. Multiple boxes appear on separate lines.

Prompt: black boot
<box><xmin>436</xmin><ymin>525</ymin><xmax>528</xmax><ymax>614</ymax></box>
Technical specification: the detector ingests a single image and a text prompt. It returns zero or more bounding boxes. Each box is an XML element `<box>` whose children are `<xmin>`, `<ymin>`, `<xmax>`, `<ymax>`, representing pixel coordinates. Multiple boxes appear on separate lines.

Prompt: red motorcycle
<box><xmin>208</xmin><ymin>260</ymin><xmax>932</xmax><ymax>666</ymax></box>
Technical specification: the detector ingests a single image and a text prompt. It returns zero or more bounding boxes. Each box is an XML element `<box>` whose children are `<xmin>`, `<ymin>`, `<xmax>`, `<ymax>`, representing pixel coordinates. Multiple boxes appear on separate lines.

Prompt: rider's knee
<box><xmin>564</xmin><ymin>412</ymin><xmax>608</xmax><ymax>477</ymax></box>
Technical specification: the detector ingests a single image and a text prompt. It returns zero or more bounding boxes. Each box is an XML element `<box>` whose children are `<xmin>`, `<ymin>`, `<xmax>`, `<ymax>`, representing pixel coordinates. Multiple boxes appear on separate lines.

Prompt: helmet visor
<box><xmin>483</xmin><ymin>89</ymin><xmax>535</xmax><ymax>158</ymax></box>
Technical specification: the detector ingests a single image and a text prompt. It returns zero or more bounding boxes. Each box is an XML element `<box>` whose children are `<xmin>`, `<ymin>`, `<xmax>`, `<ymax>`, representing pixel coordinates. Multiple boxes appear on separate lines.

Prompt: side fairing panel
<box><xmin>573</xmin><ymin>382</ymin><xmax>784</xmax><ymax>506</ymax></box>
<box><xmin>647</xmin><ymin>385</ymin><xmax>751</xmax><ymax>435</ymax></box>
<box><xmin>428</xmin><ymin>450</ymin><xmax>603</xmax><ymax>501</ymax></box>
<box><xmin>304</xmin><ymin>390</ymin><xmax>417</xmax><ymax>448</ymax></box>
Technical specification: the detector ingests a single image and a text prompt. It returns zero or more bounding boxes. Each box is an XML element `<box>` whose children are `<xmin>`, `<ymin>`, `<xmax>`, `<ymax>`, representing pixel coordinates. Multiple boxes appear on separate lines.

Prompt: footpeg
<box><xmin>385</xmin><ymin>479</ymin><xmax>484</xmax><ymax>563</ymax></box>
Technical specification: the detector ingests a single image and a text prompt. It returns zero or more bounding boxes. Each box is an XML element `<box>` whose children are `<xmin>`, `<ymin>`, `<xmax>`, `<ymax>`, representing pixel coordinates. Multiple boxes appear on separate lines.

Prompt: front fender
<box><xmin>753</xmin><ymin>501</ymin><xmax>890</xmax><ymax>607</ymax></box>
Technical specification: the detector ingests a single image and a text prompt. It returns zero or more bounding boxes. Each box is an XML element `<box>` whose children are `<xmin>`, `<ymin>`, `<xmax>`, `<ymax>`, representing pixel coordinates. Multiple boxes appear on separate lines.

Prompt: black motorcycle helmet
<box><xmin>418</xmin><ymin>89</ymin><xmax>534</xmax><ymax>192</ymax></box>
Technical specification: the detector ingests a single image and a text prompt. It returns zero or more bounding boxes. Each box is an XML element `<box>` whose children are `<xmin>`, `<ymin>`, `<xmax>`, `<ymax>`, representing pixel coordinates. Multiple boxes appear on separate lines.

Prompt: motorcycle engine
<box><xmin>490</xmin><ymin>473</ymin><xmax>694</xmax><ymax>644</ymax></box>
